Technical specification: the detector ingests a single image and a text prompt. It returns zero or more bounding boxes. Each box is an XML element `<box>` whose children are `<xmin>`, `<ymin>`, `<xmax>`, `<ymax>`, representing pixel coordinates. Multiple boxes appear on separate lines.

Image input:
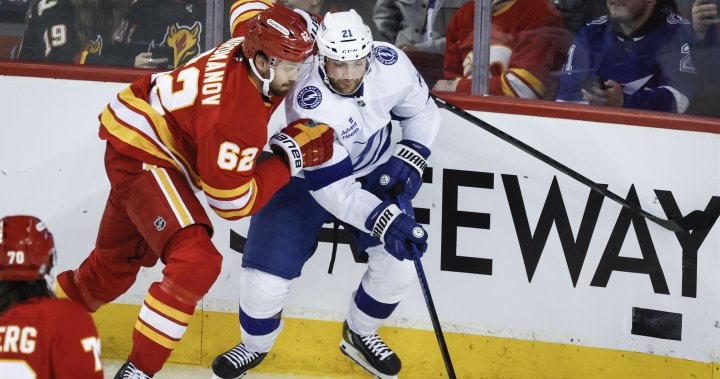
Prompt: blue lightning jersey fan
<box><xmin>556</xmin><ymin>11</ymin><xmax>697</xmax><ymax>113</ymax></box>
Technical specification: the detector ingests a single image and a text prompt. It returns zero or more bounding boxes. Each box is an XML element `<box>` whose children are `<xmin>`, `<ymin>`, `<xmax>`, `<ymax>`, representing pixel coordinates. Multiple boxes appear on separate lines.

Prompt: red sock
<box><xmin>128</xmin><ymin>282</ymin><xmax>196</xmax><ymax>375</ymax></box>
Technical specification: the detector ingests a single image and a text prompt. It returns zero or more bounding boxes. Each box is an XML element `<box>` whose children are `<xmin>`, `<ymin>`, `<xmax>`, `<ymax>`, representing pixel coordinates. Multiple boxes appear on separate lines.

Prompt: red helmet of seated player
<box><xmin>243</xmin><ymin>5</ymin><xmax>314</xmax><ymax>65</ymax></box>
<box><xmin>0</xmin><ymin>215</ymin><xmax>56</xmax><ymax>281</ymax></box>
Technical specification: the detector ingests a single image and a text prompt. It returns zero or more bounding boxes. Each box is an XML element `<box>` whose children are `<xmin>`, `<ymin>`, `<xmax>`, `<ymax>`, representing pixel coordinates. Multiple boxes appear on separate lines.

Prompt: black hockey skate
<box><xmin>339</xmin><ymin>321</ymin><xmax>401</xmax><ymax>379</ymax></box>
<box><xmin>114</xmin><ymin>360</ymin><xmax>152</xmax><ymax>379</ymax></box>
<box><xmin>211</xmin><ymin>342</ymin><xmax>267</xmax><ymax>379</ymax></box>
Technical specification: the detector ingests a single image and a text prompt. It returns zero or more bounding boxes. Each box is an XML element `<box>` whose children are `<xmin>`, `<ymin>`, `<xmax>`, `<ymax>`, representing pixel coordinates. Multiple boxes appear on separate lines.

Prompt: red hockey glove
<box><xmin>270</xmin><ymin>119</ymin><xmax>334</xmax><ymax>176</ymax></box>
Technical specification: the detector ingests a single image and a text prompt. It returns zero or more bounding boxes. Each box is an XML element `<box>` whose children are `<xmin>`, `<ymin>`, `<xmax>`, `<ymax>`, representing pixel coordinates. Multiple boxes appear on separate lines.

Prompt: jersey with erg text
<box><xmin>0</xmin><ymin>297</ymin><xmax>102</xmax><ymax>379</ymax></box>
<box><xmin>98</xmin><ymin>37</ymin><xmax>290</xmax><ymax>220</ymax></box>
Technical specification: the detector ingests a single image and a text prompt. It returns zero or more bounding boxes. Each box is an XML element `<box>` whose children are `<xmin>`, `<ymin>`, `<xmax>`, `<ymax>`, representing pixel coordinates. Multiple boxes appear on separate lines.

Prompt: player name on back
<box><xmin>201</xmin><ymin>37</ymin><xmax>244</xmax><ymax>106</ymax></box>
<box><xmin>0</xmin><ymin>326</ymin><xmax>37</xmax><ymax>354</ymax></box>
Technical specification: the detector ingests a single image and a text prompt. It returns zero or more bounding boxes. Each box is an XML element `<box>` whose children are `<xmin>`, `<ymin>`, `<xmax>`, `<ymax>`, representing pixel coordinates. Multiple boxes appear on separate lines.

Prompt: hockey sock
<box><xmin>128</xmin><ymin>226</ymin><xmax>220</xmax><ymax>374</ymax></box>
<box><xmin>128</xmin><ymin>282</ymin><xmax>195</xmax><ymax>375</ymax></box>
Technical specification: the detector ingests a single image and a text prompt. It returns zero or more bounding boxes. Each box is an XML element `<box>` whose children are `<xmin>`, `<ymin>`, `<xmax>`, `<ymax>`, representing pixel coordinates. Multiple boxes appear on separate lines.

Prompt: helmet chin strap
<box><xmin>249</xmin><ymin>57</ymin><xmax>275</xmax><ymax>97</ymax></box>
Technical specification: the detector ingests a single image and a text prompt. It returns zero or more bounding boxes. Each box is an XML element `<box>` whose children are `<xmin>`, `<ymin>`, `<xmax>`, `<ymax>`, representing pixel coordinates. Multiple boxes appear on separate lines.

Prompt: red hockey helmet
<box><xmin>242</xmin><ymin>6</ymin><xmax>314</xmax><ymax>65</ymax></box>
<box><xmin>0</xmin><ymin>215</ymin><xmax>56</xmax><ymax>281</ymax></box>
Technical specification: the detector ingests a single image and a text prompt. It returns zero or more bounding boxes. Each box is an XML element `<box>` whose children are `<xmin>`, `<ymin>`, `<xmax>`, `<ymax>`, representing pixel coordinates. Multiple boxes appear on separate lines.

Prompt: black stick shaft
<box><xmin>413</xmin><ymin>257</ymin><xmax>457</xmax><ymax>379</ymax></box>
<box><xmin>396</xmin><ymin>196</ymin><xmax>457</xmax><ymax>379</ymax></box>
<box><xmin>432</xmin><ymin>95</ymin><xmax>708</xmax><ymax>233</ymax></box>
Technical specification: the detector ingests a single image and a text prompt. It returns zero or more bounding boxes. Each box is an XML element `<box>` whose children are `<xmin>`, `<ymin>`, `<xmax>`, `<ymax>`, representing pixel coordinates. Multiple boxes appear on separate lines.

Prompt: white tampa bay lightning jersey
<box><xmin>286</xmin><ymin>41</ymin><xmax>441</xmax><ymax>233</ymax></box>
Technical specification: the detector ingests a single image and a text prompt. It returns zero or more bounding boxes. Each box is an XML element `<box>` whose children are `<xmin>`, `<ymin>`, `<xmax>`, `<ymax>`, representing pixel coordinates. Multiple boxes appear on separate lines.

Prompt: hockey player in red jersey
<box><xmin>0</xmin><ymin>215</ymin><xmax>103</xmax><ymax>379</ymax></box>
<box><xmin>230</xmin><ymin>0</ymin><xmax>276</xmax><ymax>37</ymax></box>
<box><xmin>55</xmin><ymin>6</ymin><xmax>334</xmax><ymax>379</ymax></box>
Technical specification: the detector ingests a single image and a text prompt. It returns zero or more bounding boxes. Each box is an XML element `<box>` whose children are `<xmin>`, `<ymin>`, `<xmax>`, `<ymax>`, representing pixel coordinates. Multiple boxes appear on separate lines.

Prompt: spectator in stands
<box><xmin>96</xmin><ymin>0</ymin><xmax>207</xmax><ymax>69</ymax></box>
<box><xmin>278</xmin><ymin>0</ymin><xmax>380</xmax><ymax>39</ymax></box>
<box><xmin>686</xmin><ymin>0</ymin><xmax>720</xmax><ymax>115</ymax></box>
<box><xmin>551</xmin><ymin>0</ymin><xmax>600</xmax><ymax>34</ymax></box>
<box><xmin>555</xmin><ymin>0</ymin><xmax>698</xmax><ymax>113</ymax></box>
<box><xmin>282</xmin><ymin>0</ymin><xmax>343</xmax><ymax>15</ymax></box>
<box><xmin>0</xmin><ymin>215</ymin><xmax>103</xmax><ymax>378</ymax></box>
<box><xmin>373</xmin><ymin>0</ymin><xmax>468</xmax><ymax>53</ymax></box>
<box><xmin>18</xmin><ymin>0</ymin><xmax>125</xmax><ymax>63</ymax></box>
<box><xmin>690</xmin><ymin>0</ymin><xmax>719</xmax><ymax>50</ymax></box>
<box><xmin>433</xmin><ymin>0</ymin><xmax>568</xmax><ymax>99</ymax></box>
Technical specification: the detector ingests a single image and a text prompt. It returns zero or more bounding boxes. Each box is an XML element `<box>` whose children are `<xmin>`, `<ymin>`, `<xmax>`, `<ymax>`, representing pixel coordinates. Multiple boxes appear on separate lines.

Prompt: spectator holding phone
<box><xmin>556</xmin><ymin>0</ymin><xmax>698</xmax><ymax>113</ymax></box>
<box><xmin>685</xmin><ymin>0</ymin><xmax>720</xmax><ymax>115</ymax></box>
<box><xmin>106</xmin><ymin>0</ymin><xmax>207</xmax><ymax>69</ymax></box>
<box><xmin>373</xmin><ymin>0</ymin><xmax>469</xmax><ymax>53</ymax></box>
<box><xmin>690</xmin><ymin>0</ymin><xmax>719</xmax><ymax>39</ymax></box>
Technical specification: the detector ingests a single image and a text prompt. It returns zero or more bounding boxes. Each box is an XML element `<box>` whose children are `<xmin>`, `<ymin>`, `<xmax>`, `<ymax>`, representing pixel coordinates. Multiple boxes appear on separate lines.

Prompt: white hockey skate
<box><xmin>339</xmin><ymin>322</ymin><xmax>400</xmax><ymax>379</ymax></box>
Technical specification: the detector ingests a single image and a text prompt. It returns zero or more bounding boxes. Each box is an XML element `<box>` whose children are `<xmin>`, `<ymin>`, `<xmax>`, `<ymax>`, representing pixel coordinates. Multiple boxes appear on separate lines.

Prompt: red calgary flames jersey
<box><xmin>229</xmin><ymin>0</ymin><xmax>275</xmax><ymax>38</ymax></box>
<box><xmin>98</xmin><ymin>37</ymin><xmax>291</xmax><ymax>220</ymax></box>
<box><xmin>0</xmin><ymin>297</ymin><xmax>102</xmax><ymax>379</ymax></box>
<box><xmin>444</xmin><ymin>0</ymin><xmax>567</xmax><ymax>99</ymax></box>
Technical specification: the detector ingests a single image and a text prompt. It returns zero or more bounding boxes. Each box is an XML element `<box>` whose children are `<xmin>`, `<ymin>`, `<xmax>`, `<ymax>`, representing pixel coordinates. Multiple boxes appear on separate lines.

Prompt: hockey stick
<box><xmin>395</xmin><ymin>195</ymin><xmax>457</xmax><ymax>379</ymax></box>
<box><xmin>432</xmin><ymin>95</ymin><xmax>711</xmax><ymax>233</ymax></box>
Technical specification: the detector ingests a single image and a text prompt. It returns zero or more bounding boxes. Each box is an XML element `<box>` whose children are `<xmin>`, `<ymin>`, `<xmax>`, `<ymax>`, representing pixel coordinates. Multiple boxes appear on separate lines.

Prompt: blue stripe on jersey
<box><xmin>239</xmin><ymin>308</ymin><xmax>281</xmax><ymax>336</ymax></box>
<box><xmin>304</xmin><ymin>156</ymin><xmax>354</xmax><ymax>191</ymax></box>
<box><xmin>354</xmin><ymin>125</ymin><xmax>391</xmax><ymax>172</ymax></box>
<box><xmin>353</xmin><ymin>284</ymin><xmax>399</xmax><ymax>320</ymax></box>
<box><xmin>390</xmin><ymin>111</ymin><xmax>408</xmax><ymax>121</ymax></box>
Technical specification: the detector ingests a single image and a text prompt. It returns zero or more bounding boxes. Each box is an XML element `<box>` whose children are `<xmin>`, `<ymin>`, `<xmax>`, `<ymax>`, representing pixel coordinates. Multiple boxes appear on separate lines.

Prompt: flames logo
<box><xmin>163</xmin><ymin>22</ymin><xmax>202</xmax><ymax>67</ymax></box>
<box><xmin>87</xmin><ymin>35</ymin><xmax>104</xmax><ymax>55</ymax></box>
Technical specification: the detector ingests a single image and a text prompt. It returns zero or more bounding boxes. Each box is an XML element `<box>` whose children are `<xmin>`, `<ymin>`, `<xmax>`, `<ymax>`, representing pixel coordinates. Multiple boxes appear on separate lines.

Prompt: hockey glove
<box><xmin>270</xmin><ymin>119</ymin><xmax>334</xmax><ymax>176</ymax></box>
<box><xmin>365</xmin><ymin>201</ymin><xmax>428</xmax><ymax>261</ymax></box>
<box><xmin>366</xmin><ymin>140</ymin><xmax>430</xmax><ymax>199</ymax></box>
<box><xmin>292</xmin><ymin>8</ymin><xmax>319</xmax><ymax>41</ymax></box>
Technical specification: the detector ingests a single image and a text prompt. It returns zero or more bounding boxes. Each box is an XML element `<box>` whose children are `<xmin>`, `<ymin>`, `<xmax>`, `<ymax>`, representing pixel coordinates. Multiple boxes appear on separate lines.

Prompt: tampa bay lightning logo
<box><xmin>298</xmin><ymin>86</ymin><xmax>322</xmax><ymax>109</ymax></box>
<box><xmin>374</xmin><ymin>46</ymin><xmax>398</xmax><ymax>65</ymax></box>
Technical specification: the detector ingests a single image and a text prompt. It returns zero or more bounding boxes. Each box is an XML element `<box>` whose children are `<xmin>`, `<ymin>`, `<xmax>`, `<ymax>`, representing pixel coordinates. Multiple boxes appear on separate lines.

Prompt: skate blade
<box><xmin>339</xmin><ymin>340</ymin><xmax>398</xmax><ymax>379</ymax></box>
<box><xmin>211</xmin><ymin>373</ymin><xmax>247</xmax><ymax>379</ymax></box>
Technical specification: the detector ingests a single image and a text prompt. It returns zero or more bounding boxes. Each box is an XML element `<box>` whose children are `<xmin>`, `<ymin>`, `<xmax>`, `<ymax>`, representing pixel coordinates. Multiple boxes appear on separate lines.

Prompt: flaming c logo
<box><xmin>87</xmin><ymin>35</ymin><xmax>103</xmax><ymax>55</ymax></box>
<box><xmin>164</xmin><ymin>22</ymin><xmax>202</xmax><ymax>67</ymax></box>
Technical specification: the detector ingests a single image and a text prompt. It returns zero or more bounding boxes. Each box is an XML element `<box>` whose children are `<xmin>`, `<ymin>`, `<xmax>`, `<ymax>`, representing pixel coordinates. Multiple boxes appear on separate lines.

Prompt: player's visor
<box><xmin>274</xmin><ymin>56</ymin><xmax>313</xmax><ymax>82</ymax></box>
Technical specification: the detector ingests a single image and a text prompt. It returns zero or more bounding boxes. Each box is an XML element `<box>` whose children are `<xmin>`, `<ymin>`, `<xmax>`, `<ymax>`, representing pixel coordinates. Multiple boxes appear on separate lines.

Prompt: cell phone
<box><xmin>697</xmin><ymin>0</ymin><xmax>720</xmax><ymax>12</ymax></box>
<box><xmin>596</xmin><ymin>77</ymin><xmax>607</xmax><ymax>90</ymax></box>
<box><xmin>582</xmin><ymin>76</ymin><xmax>606</xmax><ymax>91</ymax></box>
<box><xmin>151</xmin><ymin>46</ymin><xmax>173</xmax><ymax>68</ymax></box>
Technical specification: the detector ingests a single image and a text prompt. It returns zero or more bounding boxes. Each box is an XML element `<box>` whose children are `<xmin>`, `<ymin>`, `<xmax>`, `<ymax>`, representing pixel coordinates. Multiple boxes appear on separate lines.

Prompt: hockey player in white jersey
<box><xmin>212</xmin><ymin>9</ymin><xmax>441</xmax><ymax>379</ymax></box>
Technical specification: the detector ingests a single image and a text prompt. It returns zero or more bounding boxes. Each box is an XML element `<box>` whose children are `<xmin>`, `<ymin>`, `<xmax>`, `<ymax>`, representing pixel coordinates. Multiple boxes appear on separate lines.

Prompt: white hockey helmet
<box><xmin>316</xmin><ymin>9</ymin><xmax>373</xmax><ymax>62</ymax></box>
<box><xmin>316</xmin><ymin>10</ymin><xmax>373</xmax><ymax>94</ymax></box>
